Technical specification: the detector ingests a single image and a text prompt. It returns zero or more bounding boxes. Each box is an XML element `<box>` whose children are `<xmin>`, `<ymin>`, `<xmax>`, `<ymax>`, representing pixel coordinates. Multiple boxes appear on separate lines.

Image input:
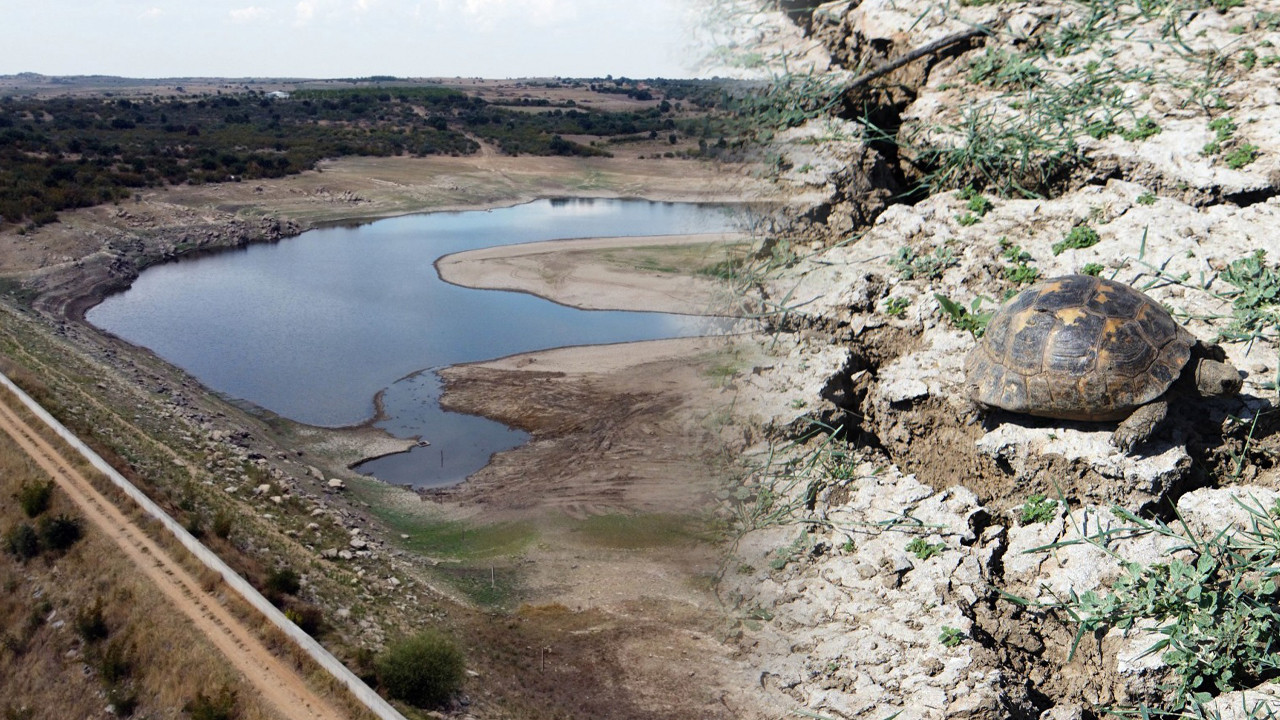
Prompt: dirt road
<box><xmin>0</xmin><ymin>392</ymin><xmax>349</xmax><ymax>720</ymax></box>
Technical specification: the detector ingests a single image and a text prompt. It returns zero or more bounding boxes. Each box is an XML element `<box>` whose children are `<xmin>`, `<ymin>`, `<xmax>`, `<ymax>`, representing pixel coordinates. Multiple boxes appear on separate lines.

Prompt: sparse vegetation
<box><xmin>1035</xmin><ymin>502</ymin><xmax>1280</xmax><ymax>713</ymax></box>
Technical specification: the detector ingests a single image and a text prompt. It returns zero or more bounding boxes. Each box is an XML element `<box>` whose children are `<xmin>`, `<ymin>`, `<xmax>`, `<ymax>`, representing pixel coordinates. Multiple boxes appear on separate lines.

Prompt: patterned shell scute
<box><xmin>965</xmin><ymin>274</ymin><xmax>1194</xmax><ymax>421</ymax></box>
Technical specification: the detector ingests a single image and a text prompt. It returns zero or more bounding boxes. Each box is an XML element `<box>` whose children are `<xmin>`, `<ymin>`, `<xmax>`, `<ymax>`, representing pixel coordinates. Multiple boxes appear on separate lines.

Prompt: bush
<box><xmin>212</xmin><ymin>510</ymin><xmax>233</xmax><ymax>539</ymax></box>
<box><xmin>4</xmin><ymin>523</ymin><xmax>40</xmax><ymax>561</ymax></box>
<box><xmin>283</xmin><ymin>603</ymin><xmax>324</xmax><ymax>636</ymax></box>
<box><xmin>16</xmin><ymin>480</ymin><xmax>53</xmax><ymax>517</ymax></box>
<box><xmin>38</xmin><ymin>514</ymin><xmax>83</xmax><ymax>551</ymax></box>
<box><xmin>76</xmin><ymin>599</ymin><xmax>109</xmax><ymax>643</ymax></box>
<box><xmin>265</xmin><ymin>567</ymin><xmax>300</xmax><ymax>597</ymax></box>
<box><xmin>97</xmin><ymin>640</ymin><xmax>133</xmax><ymax>685</ymax></box>
<box><xmin>376</xmin><ymin>630</ymin><xmax>465</xmax><ymax>708</ymax></box>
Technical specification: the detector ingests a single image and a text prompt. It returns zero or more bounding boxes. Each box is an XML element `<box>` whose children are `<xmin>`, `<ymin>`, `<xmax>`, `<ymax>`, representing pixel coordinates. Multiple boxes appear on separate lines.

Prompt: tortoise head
<box><xmin>1193</xmin><ymin>358</ymin><xmax>1243</xmax><ymax>397</ymax></box>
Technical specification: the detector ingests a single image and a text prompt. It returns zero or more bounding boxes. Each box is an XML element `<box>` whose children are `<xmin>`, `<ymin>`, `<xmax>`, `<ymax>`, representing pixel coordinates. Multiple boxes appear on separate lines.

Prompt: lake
<box><xmin>86</xmin><ymin>199</ymin><xmax>736</xmax><ymax>487</ymax></box>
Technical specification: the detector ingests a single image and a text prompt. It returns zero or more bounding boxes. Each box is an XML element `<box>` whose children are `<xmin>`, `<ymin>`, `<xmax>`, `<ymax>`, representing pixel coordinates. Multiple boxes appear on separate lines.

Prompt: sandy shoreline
<box><xmin>436</xmin><ymin>231</ymin><xmax>749</xmax><ymax>315</ymax></box>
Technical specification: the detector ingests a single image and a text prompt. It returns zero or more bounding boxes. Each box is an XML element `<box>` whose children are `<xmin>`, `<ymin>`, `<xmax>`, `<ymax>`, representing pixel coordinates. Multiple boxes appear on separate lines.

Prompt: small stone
<box><xmin>350</xmin><ymin>538</ymin><xmax>368</xmax><ymax>550</ymax></box>
<box><xmin>338</xmin><ymin>550</ymin><xmax>354</xmax><ymax>560</ymax></box>
<box><xmin>254</xmin><ymin>484</ymin><xmax>271</xmax><ymax>495</ymax></box>
<box><xmin>269</xmin><ymin>495</ymin><xmax>283</xmax><ymax>505</ymax></box>
<box><xmin>328</xmin><ymin>478</ymin><xmax>346</xmax><ymax>490</ymax></box>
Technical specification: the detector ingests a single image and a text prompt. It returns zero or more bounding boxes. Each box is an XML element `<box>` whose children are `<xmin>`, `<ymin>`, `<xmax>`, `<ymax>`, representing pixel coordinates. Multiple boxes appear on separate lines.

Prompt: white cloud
<box><xmin>230</xmin><ymin>6</ymin><xmax>269</xmax><ymax>23</ymax></box>
<box><xmin>138</xmin><ymin>7</ymin><xmax>163</xmax><ymax>20</ymax></box>
<box><xmin>448</xmin><ymin>0</ymin><xmax>577</xmax><ymax>29</ymax></box>
<box><xmin>295</xmin><ymin>0</ymin><xmax>316</xmax><ymax>23</ymax></box>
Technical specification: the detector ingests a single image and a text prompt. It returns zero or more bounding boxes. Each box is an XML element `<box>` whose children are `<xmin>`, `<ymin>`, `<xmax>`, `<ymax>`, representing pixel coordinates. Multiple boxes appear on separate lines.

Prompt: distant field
<box><xmin>0</xmin><ymin>74</ymin><xmax>749</xmax><ymax>230</ymax></box>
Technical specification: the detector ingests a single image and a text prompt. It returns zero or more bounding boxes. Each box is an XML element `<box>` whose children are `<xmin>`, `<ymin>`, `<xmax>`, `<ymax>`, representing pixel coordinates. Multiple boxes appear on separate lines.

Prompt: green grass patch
<box><xmin>574</xmin><ymin>513</ymin><xmax>710</xmax><ymax>550</ymax></box>
<box><xmin>375</xmin><ymin>507</ymin><xmax>536</xmax><ymax>560</ymax></box>
<box><xmin>436</xmin><ymin>564</ymin><xmax>523</xmax><ymax>609</ymax></box>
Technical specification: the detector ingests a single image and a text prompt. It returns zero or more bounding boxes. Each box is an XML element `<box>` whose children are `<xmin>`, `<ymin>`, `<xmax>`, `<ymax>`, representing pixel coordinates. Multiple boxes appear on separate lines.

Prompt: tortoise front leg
<box><xmin>1111</xmin><ymin>399</ymin><xmax>1168</xmax><ymax>452</ymax></box>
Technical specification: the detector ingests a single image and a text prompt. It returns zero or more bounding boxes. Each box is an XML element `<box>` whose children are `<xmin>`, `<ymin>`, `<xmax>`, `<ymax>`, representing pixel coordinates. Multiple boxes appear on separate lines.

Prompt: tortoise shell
<box><xmin>964</xmin><ymin>274</ymin><xmax>1195</xmax><ymax>421</ymax></box>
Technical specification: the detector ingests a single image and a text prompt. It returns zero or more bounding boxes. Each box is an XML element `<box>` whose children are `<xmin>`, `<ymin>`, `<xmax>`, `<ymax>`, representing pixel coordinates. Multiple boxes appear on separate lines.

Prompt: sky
<box><xmin>0</xmin><ymin>0</ymin><xmax>713</xmax><ymax>79</ymax></box>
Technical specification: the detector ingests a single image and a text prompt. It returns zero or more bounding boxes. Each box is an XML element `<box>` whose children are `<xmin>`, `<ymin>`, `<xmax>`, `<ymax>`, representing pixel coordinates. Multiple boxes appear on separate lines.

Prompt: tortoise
<box><xmin>964</xmin><ymin>274</ymin><xmax>1241</xmax><ymax>450</ymax></box>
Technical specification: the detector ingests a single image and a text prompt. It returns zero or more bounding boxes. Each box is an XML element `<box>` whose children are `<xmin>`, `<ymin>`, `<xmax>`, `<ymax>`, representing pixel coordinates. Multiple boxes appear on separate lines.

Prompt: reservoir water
<box><xmin>86</xmin><ymin>199</ymin><xmax>735</xmax><ymax>487</ymax></box>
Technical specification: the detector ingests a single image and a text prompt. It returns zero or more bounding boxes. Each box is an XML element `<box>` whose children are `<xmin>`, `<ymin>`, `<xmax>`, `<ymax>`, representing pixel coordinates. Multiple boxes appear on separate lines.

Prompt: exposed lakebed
<box><xmin>87</xmin><ymin>199</ymin><xmax>735</xmax><ymax>487</ymax></box>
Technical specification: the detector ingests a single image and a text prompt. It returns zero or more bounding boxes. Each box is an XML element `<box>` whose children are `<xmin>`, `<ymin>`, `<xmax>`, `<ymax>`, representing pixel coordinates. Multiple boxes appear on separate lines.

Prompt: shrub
<box><xmin>16</xmin><ymin>480</ymin><xmax>53</xmax><ymax>518</ymax></box>
<box><xmin>4</xmin><ymin>523</ymin><xmax>40</xmax><ymax>561</ymax></box>
<box><xmin>212</xmin><ymin>510</ymin><xmax>233</xmax><ymax>539</ymax></box>
<box><xmin>265</xmin><ymin>568</ymin><xmax>300</xmax><ymax>597</ymax></box>
<box><xmin>284</xmin><ymin>603</ymin><xmax>324</xmax><ymax>636</ymax></box>
<box><xmin>97</xmin><ymin>640</ymin><xmax>133</xmax><ymax>685</ymax></box>
<box><xmin>38</xmin><ymin>514</ymin><xmax>83</xmax><ymax>551</ymax></box>
<box><xmin>376</xmin><ymin>630</ymin><xmax>465</xmax><ymax>708</ymax></box>
<box><xmin>75</xmin><ymin>599</ymin><xmax>109</xmax><ymax>643</ymax></box>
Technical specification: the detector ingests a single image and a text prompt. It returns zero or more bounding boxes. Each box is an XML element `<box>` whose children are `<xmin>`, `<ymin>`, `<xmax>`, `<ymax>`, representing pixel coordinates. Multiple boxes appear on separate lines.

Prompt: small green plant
<box><xmin>1204</xmin><ymin>116</ymin><xmax>1237</xmax><ymax>155</ymax></box>
<box><xmin>1225</xmin><ymin>143</ymin><xmax>1260</xmax><ymax>169</ymax></box>
<box><xmin>1019</xmin><ymin>494</ymin><xmax>1058</xmax><ymax>525</ymax></box>
<box><xmin>907</xmin><ymin>537</ymin><xmax>945</xmax><ymax>560</ymax></box>
<box><xmin>1119</xmin><ymin>116</ymin><xmax>1161</xmax><ymax>141</ymax></box>
<box><xmin>935</xmin><ymin>294</ymin><xmax>993</xmax><ymax>337</ymax></box>
<box><xmin>1137</xmin><ymin>191</ymin><xmax>1157</xmax><ymax>205</ymax></box>
<box><xmin>1005</xmin><ymin>263</ymin><xmax>1041</xmax><ymax>285</ymax></box>
<box><xmin>957</xmin><ymin>186</ymin><xmax>994</xmax><ymax>222</ymax></box>
<box><xmin>883</xmin><ymin>297</ymin><xmax>911</xmax><ymax>317</ymax></box>
<box><xmin>1218</xmin><ymin>249</ymin><xmax>1280</xmax><ymax>340</ymax></box>
<box><xmin>939</xmin><ymin>626</ymin><xmax>967</xmax><ymax>648</ymax></box>
<box><xmin>1239</xmin><ymin>48</ymin><xmax>1258</xmax><ymax>70</ymax></box>
<box><xmin>1052</xmin><ymin>225</ymin><xmax>1100</xmax><ymax>256</ymax></box>
<box><xmin>376</xmin><ymin>630</ymin><xmax>466</xmax><ymax>708</ymax></box>
<box><xmin>16</xmin><ymin>480</ymin><xmax>53</xmax><ymax>518</ymax></box>
<box><xmin>890</xmin><ymin>245</ymin><xmax>957</xmax><ymax>281</ymax></box>
<box><xmin>1080</xmin><ymin>262</ymin><xmax>1105</xmax><ymax>276</ymax></box>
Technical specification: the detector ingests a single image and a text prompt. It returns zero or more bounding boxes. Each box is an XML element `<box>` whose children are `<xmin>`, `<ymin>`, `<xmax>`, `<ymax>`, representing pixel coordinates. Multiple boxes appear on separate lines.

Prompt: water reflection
<box><xmin>87</xmin><ymin>199</ymin><xmax>737</xmax><ymax>487</ymax></box>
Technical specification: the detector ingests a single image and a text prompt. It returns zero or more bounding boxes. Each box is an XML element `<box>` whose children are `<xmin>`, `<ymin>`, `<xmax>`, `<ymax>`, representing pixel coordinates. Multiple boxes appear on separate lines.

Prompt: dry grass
<box><xmin>0</xmin><ymin>430</ymin><xmax>276</xmax><ymax>719</ymax></box>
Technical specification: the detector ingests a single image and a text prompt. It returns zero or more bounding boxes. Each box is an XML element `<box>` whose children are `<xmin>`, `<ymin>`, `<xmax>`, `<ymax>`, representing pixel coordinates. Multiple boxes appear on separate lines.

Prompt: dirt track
<box><xmin>0</xmin><ymin>392</ymin><xmax>347</xmax><ymax>720</ymax></box>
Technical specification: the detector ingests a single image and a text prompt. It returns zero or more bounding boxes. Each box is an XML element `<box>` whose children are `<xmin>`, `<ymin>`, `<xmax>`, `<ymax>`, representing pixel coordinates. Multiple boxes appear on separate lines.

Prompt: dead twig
<box><xmin>842</xmin><ymin>28</ymin><xmax>988</xmax><ymax>94</ymax></box>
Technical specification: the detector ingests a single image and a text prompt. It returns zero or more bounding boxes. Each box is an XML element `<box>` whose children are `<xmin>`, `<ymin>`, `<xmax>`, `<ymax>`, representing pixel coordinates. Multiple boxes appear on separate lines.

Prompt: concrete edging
<box><xmin>0</xmin><ymin>371</ymin><xmax>408</xmax><ymax>720</ymax></box>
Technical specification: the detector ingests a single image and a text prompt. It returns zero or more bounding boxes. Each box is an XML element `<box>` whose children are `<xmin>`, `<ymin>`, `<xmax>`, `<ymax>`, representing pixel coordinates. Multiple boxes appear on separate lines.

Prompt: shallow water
<box><xmin>87</xmin><ymin>199</ymin><xmax>735</xmax><ymax>487</ymax></box>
